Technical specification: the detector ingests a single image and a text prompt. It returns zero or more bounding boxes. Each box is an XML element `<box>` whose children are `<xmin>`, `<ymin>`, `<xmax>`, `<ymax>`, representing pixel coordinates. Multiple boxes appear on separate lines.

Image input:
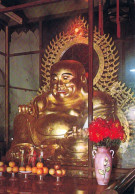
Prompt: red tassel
<box><xmin>117</xmin><ymin>0</ymin><xmax>120</xmax><ymax>38</ymax></box>
<box><xmin>99</xmin><ymin>0</ymin><xmax>103</xmax><ymax>35</ymax></box>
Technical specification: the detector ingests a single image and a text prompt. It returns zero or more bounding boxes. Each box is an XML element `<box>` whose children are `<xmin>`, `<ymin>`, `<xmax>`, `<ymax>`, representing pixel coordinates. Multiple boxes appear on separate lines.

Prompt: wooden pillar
<box><xmin>99</xmin><ymin>0</ymin><xmax>103</xmax><ymax>35</ymax></box>
<box><xmin>116</xmin><ymin>0</ymin><xmax>120</xmax><ymax>38</ymax></box>
<box><xmin>39</xmin><ymin>20</ymin><xmax>43</xmax><ymax>87</ymax></box>
<box><xmin>88</xmin><ymin>0</ymin><xmax>93</xmax><ymax>178</ymax></box>
<box><xmin>5</xmin><ymin>26</ymin><xmax>9</xmax><ymax>148</ymax></box>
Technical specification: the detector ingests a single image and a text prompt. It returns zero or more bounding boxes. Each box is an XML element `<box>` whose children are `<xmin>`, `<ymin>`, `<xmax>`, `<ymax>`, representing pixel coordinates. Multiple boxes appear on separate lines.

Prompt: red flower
<box><xmin>88</xmin><ymin>117</ymin><xmax>126</xmax><ymax>147</ymax></box>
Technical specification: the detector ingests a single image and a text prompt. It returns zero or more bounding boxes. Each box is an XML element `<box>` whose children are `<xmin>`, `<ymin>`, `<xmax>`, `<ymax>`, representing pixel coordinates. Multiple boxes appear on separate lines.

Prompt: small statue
<box><xmin>28</xmin><ymin>146</ymin><xmax>37</xmax><ymax>167</ymax></box>
<box><xmin>20</xmin><ymin>149</ymin><xmax>25</xmax><ymax>167</ymax></box>
<box><xmin>37</xmin><ymin>145</ymin><xmax>44</xmax><ymax>163</ymax></box>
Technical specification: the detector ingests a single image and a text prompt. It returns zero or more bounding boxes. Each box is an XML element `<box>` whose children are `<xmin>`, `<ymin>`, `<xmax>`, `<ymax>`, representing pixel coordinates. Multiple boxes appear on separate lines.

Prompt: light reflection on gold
<box><xmin>53</xmin><ymin>125</ymin><xmax>69</xmax><ymax>138</ymax></box>
<box><xmin>76</xmin><ymin>190</ymin><xmax>87</xmax><ymax>194</ymax></box>
<box><xmin>75</xmin><ymin>27</ymin><xmax>79</xmax><ymax>33</ymax></box>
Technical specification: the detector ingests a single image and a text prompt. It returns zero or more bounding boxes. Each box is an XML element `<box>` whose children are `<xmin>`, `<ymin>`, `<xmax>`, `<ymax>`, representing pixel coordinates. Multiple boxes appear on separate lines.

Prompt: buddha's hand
<box><xmin>64</xmin><ymin>127</ymin><xmax>88</xmax><ymax>138</ymax></box>
<box><xmin>18</xmin><ymin>104</ymin><xmax>32</xmax><ymax>114</ymax></box>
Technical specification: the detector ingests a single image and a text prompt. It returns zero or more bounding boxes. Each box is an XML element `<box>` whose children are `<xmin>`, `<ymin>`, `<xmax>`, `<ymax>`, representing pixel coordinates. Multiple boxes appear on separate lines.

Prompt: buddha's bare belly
<box><xmin>34</xmin><ymin>113</ymin><xmax>83</xmax><ymax>139</ymax></box>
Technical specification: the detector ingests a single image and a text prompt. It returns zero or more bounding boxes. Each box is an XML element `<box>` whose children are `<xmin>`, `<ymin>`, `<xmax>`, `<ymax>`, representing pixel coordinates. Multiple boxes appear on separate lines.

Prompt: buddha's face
<box><xmin>50</xmin><ymin>67</ymin><xmax>80</xmax><ymax>100</ymax></box>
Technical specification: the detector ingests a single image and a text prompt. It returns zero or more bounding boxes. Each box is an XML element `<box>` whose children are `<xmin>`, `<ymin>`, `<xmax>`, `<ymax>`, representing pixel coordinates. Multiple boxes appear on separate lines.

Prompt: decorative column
<box><xmin>5</xmin><ymin>26</ymin><xmax>9</xmax><ymax>148</ymax></box>
<box><xmin>88</xmin><ymin>0</ymin><xmax>94</xmax><ymax>178</ymax></box>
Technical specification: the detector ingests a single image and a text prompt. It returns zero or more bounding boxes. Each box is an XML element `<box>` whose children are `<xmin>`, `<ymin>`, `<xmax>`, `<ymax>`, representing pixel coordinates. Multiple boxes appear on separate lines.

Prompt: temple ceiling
<box><xmin>0</xmin><ymin>0</ymin><xmax>134</xmax><ymax>27</ymax></box>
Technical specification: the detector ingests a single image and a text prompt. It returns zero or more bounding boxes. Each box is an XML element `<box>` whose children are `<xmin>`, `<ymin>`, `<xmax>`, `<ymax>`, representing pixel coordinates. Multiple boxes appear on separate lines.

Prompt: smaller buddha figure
<box><xmin>28</xmin><ymin>145</ymin><xmax>37</xmax><ymax>167</ymax></box>
<box><xmin>37</xmin><ymin>145</ymin><xmax>44</xmax><ymax>163</ymax></box>
<box><xmin>20</xmin><ymin>149</ymin><xmax>25</xmax><ymax>167</ymax></box>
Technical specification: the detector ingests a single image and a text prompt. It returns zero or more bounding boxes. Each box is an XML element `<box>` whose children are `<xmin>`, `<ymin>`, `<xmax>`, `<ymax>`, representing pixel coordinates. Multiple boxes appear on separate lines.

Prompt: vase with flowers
<box><xmin>88</xmin><ymin>117</ymin><xmax>126</xmax><ymax>185</ymax></box>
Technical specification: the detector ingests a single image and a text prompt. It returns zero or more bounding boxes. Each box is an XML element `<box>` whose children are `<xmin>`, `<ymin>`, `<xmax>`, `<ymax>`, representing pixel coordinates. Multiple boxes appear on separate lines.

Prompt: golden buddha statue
<box><xmin>6</xmin><ymin>60</ymin><xmax>116</xmax><ymax>164</ymax></box>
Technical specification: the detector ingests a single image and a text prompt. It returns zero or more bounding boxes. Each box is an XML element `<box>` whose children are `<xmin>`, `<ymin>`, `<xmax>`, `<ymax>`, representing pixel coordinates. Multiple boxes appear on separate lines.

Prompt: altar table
<box><xmin>0</xmin><ymin>173</ymin><xmax>115</xmax><ymax>194</ymax></box>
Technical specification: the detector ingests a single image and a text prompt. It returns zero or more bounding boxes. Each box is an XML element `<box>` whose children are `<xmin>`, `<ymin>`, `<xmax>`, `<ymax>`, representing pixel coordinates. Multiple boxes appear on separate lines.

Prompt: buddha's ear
<box><xmin>80</xmin><ymin>74</ymin><xmax>88</xmax><ymax>92</ymax></box>
<box><xmin>81</xmin><ymin>74</ymin><xmax>87</xmax><ymax>85</ymax></box>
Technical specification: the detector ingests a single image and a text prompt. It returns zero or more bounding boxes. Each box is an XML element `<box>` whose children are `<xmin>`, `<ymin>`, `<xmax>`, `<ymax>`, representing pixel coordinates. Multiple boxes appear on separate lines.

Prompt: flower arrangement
<box><xmin>88</xmin><ymin>117</ymin><xmax>126</xmax><ymax>148</ymax></box>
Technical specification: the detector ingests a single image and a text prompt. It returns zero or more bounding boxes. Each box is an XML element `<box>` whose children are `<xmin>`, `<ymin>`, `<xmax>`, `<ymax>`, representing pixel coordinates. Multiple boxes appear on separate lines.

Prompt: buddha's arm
<box><xmin>93</xmin><ymin>90</ymin><xmax>117</xmax><ymax>120</ymax></box>
<box><xmin>31</xmin><ymin>93</ymin><xmax>48</xmax><ymax>117</ymax></box>
<box><xmin>18</xmin><ymin>93</ymin><xmax>48</xmax><ymax>117</ymax></box>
